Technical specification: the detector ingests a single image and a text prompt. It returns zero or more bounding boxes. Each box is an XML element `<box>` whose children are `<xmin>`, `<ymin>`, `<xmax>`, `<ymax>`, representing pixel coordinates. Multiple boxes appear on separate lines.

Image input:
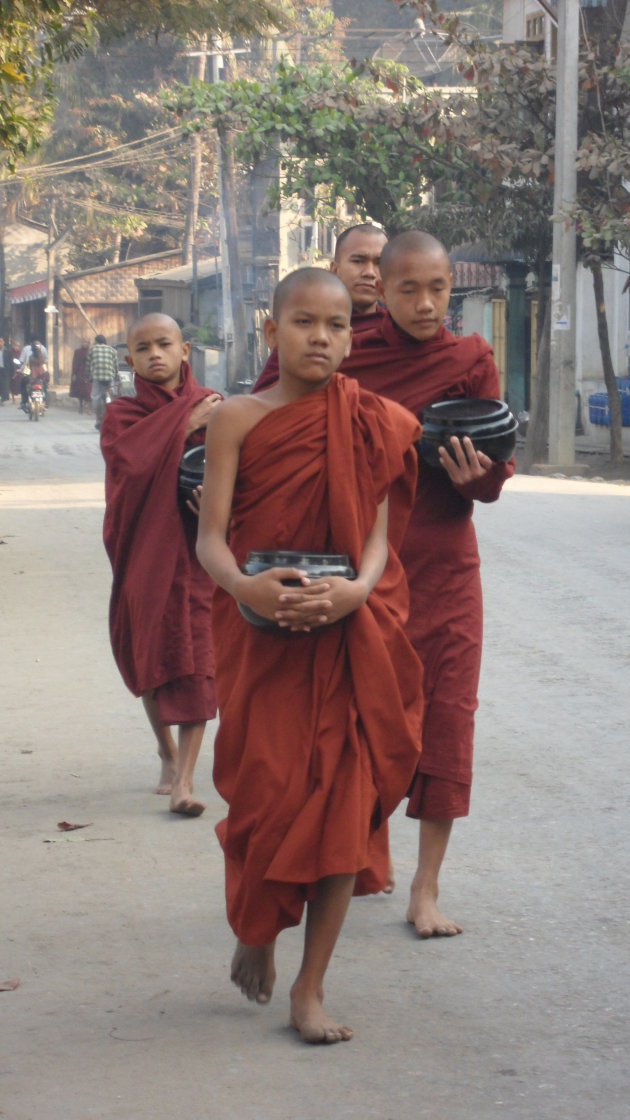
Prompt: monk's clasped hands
<box><xmin>235</xmin><ymin>567</ymin><xmax>365</xmax><ymax>632</ymax></box>
<box><xmin>438</xmin><ymin>435</ymin><xmax>493</xmax><ymax>485</ymax></box>
<box><xmin>276</xmin><ymin>574</ymin><xmax>368</xmax><ymax>632</ymax></box>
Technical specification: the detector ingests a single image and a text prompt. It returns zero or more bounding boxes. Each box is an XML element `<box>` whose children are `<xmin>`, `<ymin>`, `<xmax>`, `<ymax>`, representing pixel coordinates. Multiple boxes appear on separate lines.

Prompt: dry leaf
<box><xmin>0</xmin><ymin>979</ymin><xmax>20</xmax><ymax>992</ymax></box>
<box><xmin>57</xmin><ymin>821</ymin><xmax>92</xmax><ymax>831</ymax></box>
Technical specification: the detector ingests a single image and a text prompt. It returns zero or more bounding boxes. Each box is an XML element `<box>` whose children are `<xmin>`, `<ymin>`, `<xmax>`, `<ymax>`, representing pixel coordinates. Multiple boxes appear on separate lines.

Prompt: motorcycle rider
<box><xmin>19</xmin><ymin>341</ymin><xmax>48</xmax><ymax>412</ymax></box>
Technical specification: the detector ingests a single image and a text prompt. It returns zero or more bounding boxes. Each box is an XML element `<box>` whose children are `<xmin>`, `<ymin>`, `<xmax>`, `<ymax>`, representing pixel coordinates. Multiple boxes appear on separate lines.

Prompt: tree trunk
<box><xmin>219</xmin><ymin>125</ymin><xmax>250</xmax><ymax>389</ymax></box>
<box><xmin>523</xmin><ymin>294</ymin><xmax>551</xmax><ymax>471</ymax></box>
<box><xmin>182</xmin><ymin>36</ymin><xmax>207</xmax><ymax>267</ymax></box>
<box><xmin>219</xmin><ymin>45</ymin><xmax>249</xmax><ymax>390</ymax></box>
<box><xmin>590</xmin><ymin>258</ymin><xmax>623</xmax><ymax>465</ymax></box>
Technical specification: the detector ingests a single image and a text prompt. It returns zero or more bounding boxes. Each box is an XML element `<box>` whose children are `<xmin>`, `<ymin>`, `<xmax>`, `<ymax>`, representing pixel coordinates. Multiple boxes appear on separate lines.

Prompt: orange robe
<box><xmin>341</xmin><ymin>317</ymin><xmax>515</xmax><ymax>819</ymax></box>
<box><xmin>212</xmin><ymin>373</ymin><xmax>423</xmax><ymax>945</ymax></box>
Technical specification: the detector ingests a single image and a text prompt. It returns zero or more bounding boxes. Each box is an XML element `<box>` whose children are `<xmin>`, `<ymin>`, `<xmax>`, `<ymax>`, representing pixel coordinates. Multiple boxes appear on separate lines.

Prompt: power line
<box><xmin>11</xmin><ymin>127</ymin><xmax>184</xmax><ymax>181</ymax></box>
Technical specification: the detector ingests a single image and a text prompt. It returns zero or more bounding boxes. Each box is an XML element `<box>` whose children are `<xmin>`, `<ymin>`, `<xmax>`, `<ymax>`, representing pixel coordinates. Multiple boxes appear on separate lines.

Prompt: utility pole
<box><xmin>45</xmin><ymin>197</ymin><xmax>59</xmax><ymax>385</ymax></box>
<box><xmin>548</xmin><ymin>0</ymin><xmax>579</xmax><ymax>467</ymax></box>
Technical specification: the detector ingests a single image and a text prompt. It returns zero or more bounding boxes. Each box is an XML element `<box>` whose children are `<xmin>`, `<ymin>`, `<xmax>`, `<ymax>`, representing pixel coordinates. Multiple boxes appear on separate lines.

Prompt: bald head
<box><xmin>333</xmin><ymin>224</ymin><xmax>386</xmax><ymax>262</ymax></box>
<box><xmin>379</xmin><ymin>231</ymin><xmax>450</xmax><ymax>282</ymax></box>
<box><xmin>329</xmin><ymin>225</ymin><xmax>387</xmax><ymax>315</ymax></box>
<box><xmin>126</xmin><ymin>312</ymin><xmax>189</xmax><ymax>390</ymax></box>
<box><xmin>127</xmin><ymin>312</ymin><xmax>182</xmax><ymax>349</ymax></box>
<box><xmin>377</xmin><ymin>230</ymin><xmax>452</xmax><ymax>342</ymax></box>
<box><xmin>272</xmin><ymin>267</ymin><xmax>352</xmax><ymax>320</ymax></box>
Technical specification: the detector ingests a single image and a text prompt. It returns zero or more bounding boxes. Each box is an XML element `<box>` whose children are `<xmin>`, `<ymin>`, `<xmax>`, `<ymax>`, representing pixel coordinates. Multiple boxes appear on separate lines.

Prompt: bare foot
<box><xmin>231</xmin><ymin>941</ymin><xmax>276</xmax><ymax>1004</ymax></box>
<box><xmin>155</xmin><ymin>757</ymin><xmax>174</xmax><ymax>792</ymax></box>
<box><xmin>156</xmin><ymin>749</ymin><xmax>177</xmax><ymax>795</ymax></box>
<box><xmin>382</xmin><ymin>853</ymin><xmax>395</xmax><ymax>895</ymax></box>
<box><xmin>290</xmin><ymin>987</ymin><xmax>353</xmax><ymax>1044</ymax></box>
<box><xmin>406</xmin><ymin>886</ymin><xmax>463</xmax><ymax>938</ymax></box>
<box><xmin>169</xmin><ymin>780</ymin><xmax>206</xmax><ymax>817</ymax></box>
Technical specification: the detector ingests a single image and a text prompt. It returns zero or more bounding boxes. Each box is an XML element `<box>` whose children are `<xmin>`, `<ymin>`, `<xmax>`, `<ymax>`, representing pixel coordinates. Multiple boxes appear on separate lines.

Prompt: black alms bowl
<box><xmin>238</xmin><ymin>551</ymin><xmax>356</xmax><ymax>629</ymax></box>
<box><xmin>418</xmin><ymin>398</ymin><xmax>518</xmax><ymax>470</ymax></box>
<box><xmin>178</xmin><ymin>445</ymin><xmax>205</xmax><ymax>505</ymax></box>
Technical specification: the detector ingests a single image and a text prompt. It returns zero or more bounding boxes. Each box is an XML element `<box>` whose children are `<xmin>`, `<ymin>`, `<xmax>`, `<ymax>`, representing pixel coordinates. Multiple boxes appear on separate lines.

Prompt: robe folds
<box><xmin>101</xmin><ymin>361</ymin><xmax>217</xmax><ymax>725</ymax></box>
<box><xmin>212</xmin><ymin>373</ymin><xmax>423</xmax><ymax>945</ymax></box>
<box><xmin>340</xmin><ymin>316</ymin><xmax>515</xmax><ymax>816</ymax></box>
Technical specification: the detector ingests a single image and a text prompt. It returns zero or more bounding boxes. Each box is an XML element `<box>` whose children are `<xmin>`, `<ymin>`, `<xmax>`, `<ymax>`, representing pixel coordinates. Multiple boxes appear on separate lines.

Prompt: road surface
<box><xmin>2</xmin><ymin>402</ymin><xmax>629</xmax><ymax>1119</ymax></box>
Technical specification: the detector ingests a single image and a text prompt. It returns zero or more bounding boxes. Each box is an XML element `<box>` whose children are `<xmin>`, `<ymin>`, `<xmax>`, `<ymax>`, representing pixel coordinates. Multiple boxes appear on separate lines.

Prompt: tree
<box><xmin>24</xmin><ymin>33</ymin><xmax>218</xmax><ymax>271</ymax></box>
<box><xmin>0</xmin><ymin>0</ymin><xmax>285</xmax><ymax>165</ymax></box>
<box><xmin>170</xmin><ymin>0</ymin><xmax>629</xmax><ymax>460</ymax></box>
<box><xmin>0</xmin><ymin>1</ymin><xmax>94</xmax><ymax>165</ymax></box>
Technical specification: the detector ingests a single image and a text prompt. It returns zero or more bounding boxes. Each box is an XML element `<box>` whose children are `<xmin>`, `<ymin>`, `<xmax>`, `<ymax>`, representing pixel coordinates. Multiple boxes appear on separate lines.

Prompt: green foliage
<box><xmin>21</xmin><ymin>34</ymin><xmax>218</xmax><ymax>269</ymax></box>
<box><xmin>0</xmin><ymin>0</ymin><xmax>285</xmax><ymax>166</ymax></box>
<box><xmin>0</xmin><ymin>1</ymin><xmax>94</xmax><ymax>164</ymax></box>
<box><xmin>168</xmin><ymin>0</ymin><xmax>629</xmax><ymax>273</ymax></box>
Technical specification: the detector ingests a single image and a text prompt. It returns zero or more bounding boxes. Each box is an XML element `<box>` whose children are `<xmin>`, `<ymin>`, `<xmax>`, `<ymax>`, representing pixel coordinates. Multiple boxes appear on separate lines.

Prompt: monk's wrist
<box><xmin>352</xmin><ymin>576</ymin><xmax>370</xmax><ymax>606</ymax></box>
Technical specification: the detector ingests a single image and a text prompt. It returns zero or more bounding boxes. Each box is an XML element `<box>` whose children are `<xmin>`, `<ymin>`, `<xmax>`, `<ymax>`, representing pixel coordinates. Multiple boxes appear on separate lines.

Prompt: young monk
<box><xmin>341</xmin><ymin>230</ymin><xmax>516</xmax><ymax>938</ymax></box>
<box><xmin>101</xmin><ymin>313</ymin><xmax>221</xmax><ymax>816</ymax></box>
<box><xmin>253</xmin><ymin>223</ymin><xmax>387</xmax><ymax>391</ymax></box>
<box><xmin>249</xmin><ymin>233</ymin><xmax>515</xmax><ymax>937</ymax></box>
<box><xmin>196</xmin><ymin>268</ymin><xmax>423</xmax><ymax>1043</ymax></box>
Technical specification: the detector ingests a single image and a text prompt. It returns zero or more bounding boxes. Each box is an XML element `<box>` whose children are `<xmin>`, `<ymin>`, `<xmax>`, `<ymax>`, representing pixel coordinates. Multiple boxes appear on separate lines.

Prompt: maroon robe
<box><xmin>253</xmin><ymin>305</ymin><xmax>386</xmax><ymax>392</ymax></box>
<box><xmin>341</xmin><ymin>315</ymin><xmax>515</xmax><ymax>818</ymax></box>
<box><xmin>212</xmin><ymin>374</ymin><xmax>423</xmax><ymax>944</ymax></box>
<box><xmin>101</xmin><ymin>361</ymin><xmax>217</xmax><ymax>725</ymax></box>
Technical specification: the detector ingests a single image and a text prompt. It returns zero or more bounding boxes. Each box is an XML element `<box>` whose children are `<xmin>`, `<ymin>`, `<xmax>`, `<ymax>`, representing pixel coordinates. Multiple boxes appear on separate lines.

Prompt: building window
<box><xmin>139</xmin><ymin>289</ymin><xmax>162</xmax><ymax>315</ymax></box>
<box><xmin>526</xmin><ymin>14</ymin><xmax>545</xmax><ymax>41</ymax></box>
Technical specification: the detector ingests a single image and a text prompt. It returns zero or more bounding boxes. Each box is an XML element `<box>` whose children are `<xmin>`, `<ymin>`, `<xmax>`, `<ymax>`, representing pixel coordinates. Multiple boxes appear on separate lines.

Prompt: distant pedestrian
<box><xmin>0</xmin><ymin>338</ymin><xmax>8</xmax><ymax>404</ymax></box>
<box><xmin>70</xmin><ymin>337</ymin><xmax>92</xmax><ymax>413</ymax></box>
<box><xmin>86</xmin><ymin>334</ymin><xmax>118</xmax><ymax>430</ymax></box>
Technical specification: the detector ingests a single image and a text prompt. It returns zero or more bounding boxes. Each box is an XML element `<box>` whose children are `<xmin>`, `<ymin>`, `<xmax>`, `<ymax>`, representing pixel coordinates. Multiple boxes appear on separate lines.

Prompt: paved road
<box><xmin>2</xmin><ymin>403</ymin><xmax>629</xmax><ymax>1120</ymax></box>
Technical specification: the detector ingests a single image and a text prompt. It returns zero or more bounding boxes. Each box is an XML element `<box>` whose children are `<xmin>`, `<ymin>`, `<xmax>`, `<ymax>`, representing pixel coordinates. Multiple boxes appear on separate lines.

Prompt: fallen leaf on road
<box><xmin>0</xmin><ymin>979</ymin><xmax>20</xmax><ymax>991</ymax></box>
<box><xmin>57</xmin><ymin>821</ymin><xmax>92</xmax><ymax>831</ymax></box>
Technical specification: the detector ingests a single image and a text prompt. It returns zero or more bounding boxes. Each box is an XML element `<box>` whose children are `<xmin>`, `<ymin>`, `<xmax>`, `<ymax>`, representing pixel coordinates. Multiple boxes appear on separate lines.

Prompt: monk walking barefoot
<box><xmin>231</xmin><ymin>942</ymin><xmax>276</xmax><ymax>1004</ymax></box>
<box><xmin>382</xmin><ymin>853</ymin><xmax>396</xmax><ymax>895</ymax></box>
<box><xmin>196</xmin><ymin>269</ymin><xmax>423</xmax><ymax>1044</ymax></box>
<box><xmin>168</xmin><ymin>720</ymin><xmax>206</xmax><ymax>816</ymax></box>
<box><xmin>406</xmin><ymin>821</ymin><xmax>462</xmax><ymax>937</ymax></box>
<box><xmin>337</xmin><ymin>232</ymin><xmax>514</xmax><ymax>937</ymax></box>
<box><xmin>290</xmin><ymin>874</ymin><xmax>355</xmax><ymax>1044</ymax></box>
<box><xmin>142</xmin><ymin>694</ymin><xmax>178</xmax><ymax>794</ymax></box>
<box><xmin>101</xmin><ymin>315</ymin><xmax>222</xmax><ymax>815</ymax></box>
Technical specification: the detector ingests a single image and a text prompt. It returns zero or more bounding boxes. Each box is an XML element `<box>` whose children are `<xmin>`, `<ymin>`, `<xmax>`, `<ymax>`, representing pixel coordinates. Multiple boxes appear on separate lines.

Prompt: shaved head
<box><xmin>334</xmin><ymin>223</ymin><xmax>386</xmax><ymax>262</ymax></box>
<box><xmin>379</xmin><ymin>231</ymin><xmax>450</xmax><ymax>281</ymax></box>
<box><xmin>272</xmin><ymin>267</ymin><xmax>352</xmax><ymax>320</ymax></box>
<box><xmin>127</xmin><ymin>312</ymin><xmax>183</xmax><ymax>347</ymax></box>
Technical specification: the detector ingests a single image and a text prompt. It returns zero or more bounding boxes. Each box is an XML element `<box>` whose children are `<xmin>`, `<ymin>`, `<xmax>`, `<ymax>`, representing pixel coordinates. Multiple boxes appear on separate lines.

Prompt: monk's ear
<box><xmin>125</xmin><ymin>352</ymin><xmax>135</xmax><ymax>370</ymax></box>
<box><xmin>343</xmin><ymin>326</ymin><xmax>353</xmax><ymax>360</ymax></box>
<box><xmin>263</xmin><ymin>317</ymin><xmax>278</xmax><ymax>349</ymax></box>
<box><xmin>376</xmin><ymin>278</ymin><xmax>385</xmax><ymax>299</ymax></box>
<box><xmin>329</xmin><ymin>260</ymin><xmax>339</xmax><ymax>276</ymax></box>
<box><xmin>182</xmin><ymin>340</ymin><xmax>191</xmax><ymax>359</ymax></box>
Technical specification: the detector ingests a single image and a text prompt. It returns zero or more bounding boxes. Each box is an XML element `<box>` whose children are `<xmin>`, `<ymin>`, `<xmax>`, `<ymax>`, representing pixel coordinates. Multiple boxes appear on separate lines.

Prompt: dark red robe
<box><xmin>212</xmin><ymin>373</ymin><xmax>423</xmax><ymax>945</ymax></box>
<box><xmin>341</xmin><ymin>315</ymin><xmax>515</xmax><ymax>818</ymax></box>
<box><xmin>69</xmin><ymin>345</ymin><xmax>91</xmax><ymax>403</ymax></box>
<box><xmin>252</xmin><ymin>305</ymin><xmax>386</xmax><ymax>392</ymax></box>
<box><xmin>101</xmin><ymin>361</ymin><xmax>217</xmax><ymax>725</ymax></box>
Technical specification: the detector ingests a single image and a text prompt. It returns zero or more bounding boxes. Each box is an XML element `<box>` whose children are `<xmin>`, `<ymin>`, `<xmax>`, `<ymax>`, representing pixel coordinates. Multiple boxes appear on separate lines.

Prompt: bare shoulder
<box><xmin>207</xmin><ymin>393</ymin><xmax>272</xmax><ymax>447</ymax></box>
